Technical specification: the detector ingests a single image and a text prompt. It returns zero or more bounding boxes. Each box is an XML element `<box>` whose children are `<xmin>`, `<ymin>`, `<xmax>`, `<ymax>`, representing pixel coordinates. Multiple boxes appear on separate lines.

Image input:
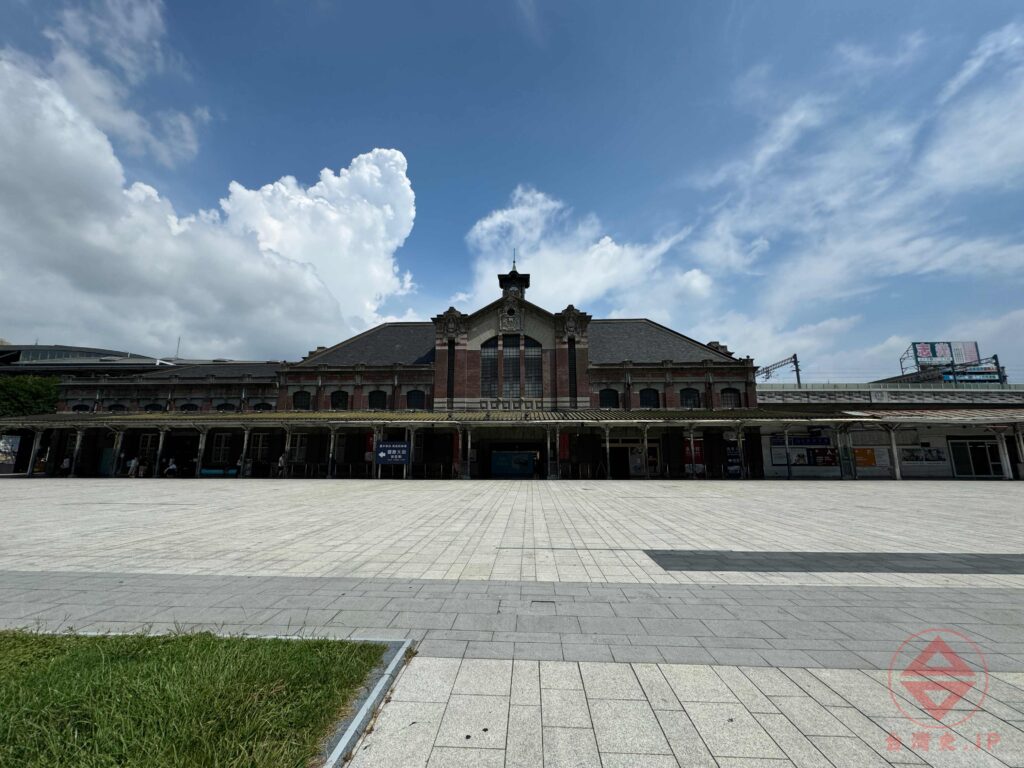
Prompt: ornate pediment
<box><xmin>554</xmin><ymin>305</ymin><xmax>591</xmax><ymax>340</ymax></box>
<box><xmin>433</xmin><ymin>307</ymin><xmax>467</xmax><ymax>340</ymax></box>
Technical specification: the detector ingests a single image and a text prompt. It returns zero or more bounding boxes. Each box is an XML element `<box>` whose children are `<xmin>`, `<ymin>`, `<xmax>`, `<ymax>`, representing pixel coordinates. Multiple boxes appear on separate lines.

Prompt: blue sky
<box><xmin>1</xmin><ymin>0</ymin><xmax>1023</xmax><ymax>381</ymax></box>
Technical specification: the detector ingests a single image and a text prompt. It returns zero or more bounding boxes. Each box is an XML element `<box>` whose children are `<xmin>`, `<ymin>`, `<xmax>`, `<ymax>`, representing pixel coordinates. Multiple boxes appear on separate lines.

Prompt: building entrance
<box><xmin>949</xmin><ymin>439</ymin><xmax>1004</xmax><ymax>478</ymax></box>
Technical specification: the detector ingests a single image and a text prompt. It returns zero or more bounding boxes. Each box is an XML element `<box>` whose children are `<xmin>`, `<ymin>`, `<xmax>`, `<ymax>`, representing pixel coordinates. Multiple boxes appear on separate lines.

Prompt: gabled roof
<box><xmin>588</xmin><ymin>319</ymin><xmax>737</xmax><ymax>364</ymax></box>
<box><xmin>296</xmin><ymin>323</ymin><xmax>435</xmax><ymax>367</ymax></box>
<box><xmin>463</xmin><ymin>296</ymin><xmax>555</xmax><ymax>321</ymax></box>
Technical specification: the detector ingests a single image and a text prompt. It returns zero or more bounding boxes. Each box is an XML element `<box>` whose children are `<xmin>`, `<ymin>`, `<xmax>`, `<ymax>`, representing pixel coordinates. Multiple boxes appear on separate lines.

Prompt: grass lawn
<box><xmin>0</xmin><ymin>630</ymin><xmax>386</xmax><ymax>767</ymax></box>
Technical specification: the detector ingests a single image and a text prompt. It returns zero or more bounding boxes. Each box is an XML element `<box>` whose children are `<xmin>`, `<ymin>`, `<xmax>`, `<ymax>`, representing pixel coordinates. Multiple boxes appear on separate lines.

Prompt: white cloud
<box><xmin>462</xmin><ymin>185</ymin><xmax>700</xmax><ymax>317</ymax></box>
<box><xmin>938</xmin><ymin>21</ymin><xmax>1024</xmax><ymax>104</ymax></box>
<box><xmin>0</xmin><ymin>53</ymin><xmax>416</xmax><ymax>359</ymax></box>
<box><xmin>38</xmin><ymin>0</ymin><xmax>202</xmax><ymax>167</ymax></box>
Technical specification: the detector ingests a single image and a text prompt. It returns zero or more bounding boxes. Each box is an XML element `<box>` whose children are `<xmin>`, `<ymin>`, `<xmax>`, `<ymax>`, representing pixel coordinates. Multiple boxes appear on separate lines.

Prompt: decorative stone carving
<box><xmin>555</xmin><ymin>304</ymin><xmax>591</xmax><ymax>340</ymax></box>
<box><xmin>434</xmin><ymin>307</ymin><xmax>467</xmax><ymax>339</ymax></box>
<box><xmin>498</xmin><ymin>297</ymin><xmax>523</xmax><ymax>332</ymax></box>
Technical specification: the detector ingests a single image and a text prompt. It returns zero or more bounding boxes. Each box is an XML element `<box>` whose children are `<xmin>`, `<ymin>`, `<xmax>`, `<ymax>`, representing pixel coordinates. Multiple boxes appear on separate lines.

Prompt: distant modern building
<box><xmin>1</xmin><ymin>268</ymin><xmax>1022</xmax><ymax>480</ymax></box>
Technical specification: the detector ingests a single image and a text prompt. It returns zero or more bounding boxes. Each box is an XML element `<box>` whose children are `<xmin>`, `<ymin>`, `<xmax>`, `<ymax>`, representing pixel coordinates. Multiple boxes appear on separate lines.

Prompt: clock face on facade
<box><xmin>508</xmin><ymin>286</ymin><xmax>520</xmax><ymax>297</ymax></box>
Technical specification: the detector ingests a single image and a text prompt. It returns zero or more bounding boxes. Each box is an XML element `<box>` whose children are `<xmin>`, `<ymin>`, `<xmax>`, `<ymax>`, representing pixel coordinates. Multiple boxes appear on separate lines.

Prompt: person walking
<box><xmin>127</xmin><ymin>456</ymin><xmax>139</xmax><ymax>478</ymax></box>
<box><xmin>164</xmin><ymin>458</ymin><xmax>178</xmax><ymax>477</ymax></box>
<box><xmin>276</xmin><ymin>452</ymin><xmax>287</xmax><ymax>478</ymax></box>
<box><xmin>60</xmin><ymin>456</ymin><xmax>71</xmax><ymax>477</ymax></box>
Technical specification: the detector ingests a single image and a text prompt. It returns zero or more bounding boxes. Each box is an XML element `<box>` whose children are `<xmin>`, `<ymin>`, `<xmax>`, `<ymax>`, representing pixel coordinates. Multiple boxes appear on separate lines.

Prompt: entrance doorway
<box><xmin>949</xmin><ymin>439</ymin><xmax>1004</xmax><ymax>478</ymax></box>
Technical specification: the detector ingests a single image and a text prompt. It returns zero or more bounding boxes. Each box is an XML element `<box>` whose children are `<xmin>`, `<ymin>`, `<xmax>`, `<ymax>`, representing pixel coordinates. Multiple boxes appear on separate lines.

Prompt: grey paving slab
<box><xmin>452</xmin><ymin>659</ymin><xmax>512</xmax><ymax>696</ymax></box>
<box><xmin>543</xmin><ymin>726</ymin><xmax>601</xmax><ymax>768</ymax></box>
<box><xmin>540</xmin><ymin>661</ymin><xmax>584</xmax><ymax>690</ymax></box>
<box><xmin>510</xmin><ymin>659</ymin><xmax>540</xmax><ymax>706</ymax></box>
<box><xmin>579</xmin><ymin>662</ymin><xmax>645</xmax><ymax>701</ymax></box>
<box><xmin>684</xmin><ymin>702</ymin><xmax>786</xmax><ymax>759</ymax></box>
<box><xmin>434</xmin><ymin>694</ymin><xmax>509</xmax><ymax>749</ymax></box>
<box><xmin>752</xmin><ymin>712</ymin><xmax>833</xmax><ymax>768</ymax></box>
<box><xmin>426</xmin><ymin>746</ymin><xmax>504</xmax><ymax>768</ymax></box>
<box><xmin>589</xmin><ymin>699</ymin><xmax>672</xmax><ymax>755</ymax></box>
<box><xmin>542</xmin><ymin>687</ymin><xmax>592</xmax><ymax>728</ymax></box>
<box><xmin>654</xmin><ymin>708</ymin><xmax>718</xmax><ymax>767</ymax></box>
<box><xmin>770</xmin><ymin>695</ymin><xmax>852</xmax><ymax>737</ymax></box>
<box><xmin>348</xmin><ymin>700</ymin><xmax>445</xmax><ymax>768</ymax></box>
<box><xmin>505</xmin><ymin>705</ymin><xmax>542</xmax><ymax>768</ymax></box>
<box><xmin>660</xmin><ymin>664</ymin><xmax>739</xmax><ymax>703</ymax></box>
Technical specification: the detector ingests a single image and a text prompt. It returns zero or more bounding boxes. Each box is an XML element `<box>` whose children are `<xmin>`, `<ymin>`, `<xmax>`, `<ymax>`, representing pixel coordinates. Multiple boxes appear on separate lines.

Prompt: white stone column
<box><xmin>995</xmin><ymin>431</ymin><xmax>1013</xmax><ymax>480</ymax></box>
<box><xmin>111</xmin><ymin>430</ymin><xmax>124</xmax><ymax>477</ymax></box>
<box><xmin>27</xmin><ymin>430</ymin><xmax>44</xmax><ymax>477</ymax></box>
<box><xmin>240</xmin><ymin>427</ymin><xmax>251</xmax><ymax>478</ymax></box>
<box><xmin>154</xmin><ymin>429</ymin><xmax>167</xmax><ymax>478</ymax></box>
<box><xmin>70</xmin><ymin>428</ymin><xmax>84</xmax><ymax>477</ymax></box>
<box><xmin>888</xmin><ymin>426</ymin><xmax>902</xmax><ymax>480</ymax></box>
<box><xmin>195</xmin><ymin>429</ymin><xmax>207</xmax><ymax>478</ymax></box>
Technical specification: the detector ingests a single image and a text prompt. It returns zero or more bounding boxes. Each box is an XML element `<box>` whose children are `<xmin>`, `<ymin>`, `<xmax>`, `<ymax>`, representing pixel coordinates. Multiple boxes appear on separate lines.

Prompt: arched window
<box><xmin>680</xmin><ymin>388</ymin><xmax>701</xmax><ymax>409</ymax></box>
<box><xmin>292</xmin><ymin>391</ymin><xmax>311</xmax><ymax>411</ymax></box>
<box><xmin>720</xmin><ymin>388</ymin><xmax>742</xmax><ymax>408</ymax></box>
<box><xmin>406</xmin><ymin>389</ymin><xmax>426</xmax><ymax>410</ymax></box>
<box><xmin>367</xmin><ymin>390</ymin><xmax>387</xmax><ymax>410</ymax></box>
<box><xmin>638</xmin><ymin>388</ymin><xmax>660</xmax><ymax>408</ymax></box>
<box><xmin>252</xmin><ymin>402</ymin><xmax>273</xmax><ymax>412</ymax></box>
<box><xmin>179</xmin><ymin>403</ymin><xmax>199</xmax><ymax>412</ymax></box>
<box><xmin>599</xmin><ymin>388</ymin><xmax>620</xmax><ymax>408</ymax></box>
<box><xmin>216</xmin><ymin>403</ymin><xmax>236</xmax><ymax>412</ymax></box>
<box><xmin>108</xmin><ymin>403</ymin><xmax>127</xmax><ymax>413</ymax></box>
<box><xmin>524</xmin><ymin>337</ymin><xmax>542</xmax><ymax>397</ymax></box>
<box><xmin>72</xmin><ymin>404</ymin><xmax>91</xmax><ymax>413</ymax></box>
<box><xmin>330</xmin><ymin>390</ymin><xmax>348</xmax><ymax>410</ymax></box>
<box><xmin>480</xmin><ymin>337</ymin><xmax>498</xmax><ymax>397</ymax></box>
<box><xmin>144</xmin><ymin>403</ymin><xmax>166</xmax><ymax>413</ymax></box>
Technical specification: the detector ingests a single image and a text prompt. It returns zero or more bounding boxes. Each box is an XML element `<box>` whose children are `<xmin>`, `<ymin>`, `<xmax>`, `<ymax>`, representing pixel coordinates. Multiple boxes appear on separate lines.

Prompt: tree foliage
<box><xmin>0</xmin><ymin>376</ymin><xmax>59</xmax><ymax>417</ymax></box>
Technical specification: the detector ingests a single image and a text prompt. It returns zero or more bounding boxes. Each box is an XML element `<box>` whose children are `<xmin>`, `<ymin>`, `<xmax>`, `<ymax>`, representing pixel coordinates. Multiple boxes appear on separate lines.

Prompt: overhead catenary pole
<box><xmin>887</xmin><ymin>426</ymin><xmax>902</xmax><ymax>480</ymax></box>
<box><xmin>994</xmin><ymin>430</ymin><xmax>1013</xmax><ymax>481</ymax></box>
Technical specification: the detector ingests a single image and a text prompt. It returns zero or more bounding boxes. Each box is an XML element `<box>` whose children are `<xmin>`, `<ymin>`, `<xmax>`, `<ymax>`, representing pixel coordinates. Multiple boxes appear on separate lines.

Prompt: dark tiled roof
<box><xmin>587</xmin><ymin>320</ymin><xmax>736</xmax><ymax>364</ymax></box>
<box><xmin>297</xmin><ymin>323</ymin><xmax>435</xmax><ymax>367</ymax></box>
<box><xmin>139</xmin><ymin>362</ymin><xmax>281</xmax><ymax>380</ymax></box>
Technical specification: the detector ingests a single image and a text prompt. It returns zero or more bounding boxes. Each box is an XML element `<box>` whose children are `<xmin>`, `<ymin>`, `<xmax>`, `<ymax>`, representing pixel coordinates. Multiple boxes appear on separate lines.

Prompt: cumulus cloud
<box><xmin>0</xmin><ymin>53</ymin><xmax>416</xmax><ymax>359</ymax></box>
<box><xmin>461</xmin><ymin>185</ymin><xmax>701</xmax><ymax>321</ymax></box>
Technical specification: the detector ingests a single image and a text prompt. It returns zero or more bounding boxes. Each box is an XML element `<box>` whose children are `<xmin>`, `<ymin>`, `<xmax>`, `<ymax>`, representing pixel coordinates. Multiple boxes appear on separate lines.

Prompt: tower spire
<box><xmin>512</xmin><ymin>248</ymin><xmax>516</xmax><ymax>271</ymax></box>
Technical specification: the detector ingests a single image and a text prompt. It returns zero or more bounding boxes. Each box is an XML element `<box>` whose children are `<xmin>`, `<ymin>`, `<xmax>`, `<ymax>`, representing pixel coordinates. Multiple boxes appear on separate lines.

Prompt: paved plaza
<box><xmin>1</xmin><ymin>479</ymin><xmax>1023</xmax><ymax>766</ymax></box>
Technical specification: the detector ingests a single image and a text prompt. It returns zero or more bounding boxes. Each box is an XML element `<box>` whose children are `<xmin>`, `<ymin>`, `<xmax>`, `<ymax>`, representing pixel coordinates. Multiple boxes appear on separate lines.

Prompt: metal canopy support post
<box><xmin>554</xmin><ymin>425</ymin><xmax>562</xmax><ymax>480</ymax></box>
<box><xmin>783</xmin><ymin>426</ymin><xmax>792</xmax><ymax>480</ymax></box>
<box><xmin>70</xmin><ymin>428</ymin><xmax>84</xmax><ymax>477</ymax></box>
<box><xmin>195</xmin><ymin>429</ymin><xmax>208</xmax><ymax>478</ymax></box>
<box><xmin>375</xmin><ymin>427</ymin><xmax>383</xmax><ymax>479</ymax></box>
<box><xmin>995</xmin><ymin>430</ymin><xmax>1013</xmax><ymax>481</ymax></box>
<box><xmin>545</xmin><ymin>428</ymin><xmax>553</xmax><ymax>479</ymax></box>
<box><xmin>155</xmin><ymin>429</ymin><xmax>167</xmax><ymax>477</ymax></box>
<box><xmin>688</xmin><ymin>427</ymin><xmax>696</xmax><ymax>480</ymax></box>
<box><xmin>402</xmin><ymin>428</ymin><xmax>409</xmax><ymax>479</ymax></box>
<box><xmin>240</xmin><ymin>427</ymin><xmax>251</xmax><ymax>478</ymax></box>
<box><xmin>1016</xmin><ymin>427</ymin><xmax>1024</xmax><ymax>480</ymax></box>
<box><xmin>111</xmin><ymin>430</ymin><xmax>124</xmax><ymax>477</ymax></box>
<box><xmin>735</xmin><ymin>423</ymin><xmax>746</xmax><ymax>479</ymax></box>
<box><xmin>27</xmin><ymin>430</ymin><xmax>43</xmax><ymax>477</ymax></box>
<box><xmin>454</xmin><ymin>426</ymin><xmax>463</xmax><ymax>480</ymax></box>
<box><xmin>887</xmin><ymin>426</ymin><xmax>902</xmax><ymax>480</ymax></box>
<box><xmin>283</xmin><ymin>428</ymin><xmax>293</xmax><ymax>479</ymax></box>
<box><xmin>407</xmin><ymin>427</ymin><xmax>417</xmax><ymax>479</ymax></box>
<box><xmin>835</xmin><ymin>426</ymin><xmax>845</xmax><ymax>480</ymax></box>
<box><xmin>466</xmin><ymin>428</ymin><xmax>473</xmax><ymax>479</ymax></box>
<box><xmin>604</xmin><ymin>425</ymin><xmax>611</xmax><ymax>480</ymax></box>
<box><xmin>642</xmin><ymin>425</ymin><xmax>650</xmax><ymax>480</ymax></box>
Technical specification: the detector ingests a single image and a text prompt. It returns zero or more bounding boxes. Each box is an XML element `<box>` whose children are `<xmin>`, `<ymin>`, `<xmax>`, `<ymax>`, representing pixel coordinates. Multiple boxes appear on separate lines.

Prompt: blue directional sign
<box><xmin>375</xmin><ymin>441</ymin><xmax>410</xmax><ymax>465</ymax></box>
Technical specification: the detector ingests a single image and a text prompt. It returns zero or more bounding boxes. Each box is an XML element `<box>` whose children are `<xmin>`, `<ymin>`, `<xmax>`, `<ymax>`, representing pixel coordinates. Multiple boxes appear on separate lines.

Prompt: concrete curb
<box><xmin>320</xmin><ymin>638</ymin><xmax>411</xmax><ymax>768</ymax></box>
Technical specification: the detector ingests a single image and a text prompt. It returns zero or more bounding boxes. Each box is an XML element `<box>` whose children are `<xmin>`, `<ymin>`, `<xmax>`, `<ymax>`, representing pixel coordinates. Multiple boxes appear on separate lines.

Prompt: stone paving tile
<box><xmin>543</xmin><ymin>726</ymin><xmax>601</xmax><ymax>768</ymax></box>
<box><xmin>808</xmin><ymin>735</ymin><xmax>893</xmax><ymax>768</ymax></box>
<box><xmin>542</xmin><ymin>687</ymin><xmax>592</xmax><ymax>728</ymax></box>
<box><xmin>434</xmin><ymin>694</ymin><xmax>509</xmax><ymax>749</ymax></box>
<box><xmin>511</xmin><ymin>659</ymin><xmax>540</xmax><ymax>705</ymax></box>
<box><xmin>561</xmin><ymin>644</ymin><xmax>614</xmax><ymax>662</ymax></box>
<box><xmin>654</xmin><ymin>708</ymin><xmax>718</xmax><ymax>767</ymax></box>
<box><xmin>590</xmin><ymin>698</ymin><xmax>671</xmax><ymax>755</ymax></box>
<box><xmin>348</xmin><ymin>700</ymin><xmax>445</xmax><ymax>768</ymax></box>
<box><xmin>684</xmin><ymin>702</ymin><xmax>786</xmax><ymax>759</ymax></box>
<box><xmin>660</xmin><ymin>664</ymin><xmax>739</xmax><ymax>703</ymax></box>
<box><xmin>600</xmin><ymin>754</ymin><xmax>680</xmax><ymax>768</ymax></box>
<box><xmin>452</xmin><ymin>659</ymin><xmax>512</xmax><ymax>696</ymax></box>
<box><xmin>579</xmin><ymin>662</ymin><xmax>645</xmax><ymax>701</ymax></box>
<box><xmin>540</xmin><ymin>661</ymin><xmax>584</xmax><ymax>690</ymax></box>
<box><xmin>506</xmin><ymin>705</ymin><xmax>542</xmax><ymax>768</ymax></box>
<box><xmin>426</xmin><ymin>746</ymin><xmax>504</xmax><ymax>768</ymax></box>
<box><xmin>465</xmin><ymin>641</ymin><xmax>514</xmax><ymax>659</ymax></box>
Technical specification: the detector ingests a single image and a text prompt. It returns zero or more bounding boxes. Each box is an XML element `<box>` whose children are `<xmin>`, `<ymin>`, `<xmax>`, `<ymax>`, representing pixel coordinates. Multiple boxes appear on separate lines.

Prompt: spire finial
<box><xmin>512</xmin><ymin>248</ymin><xmax>516</xmax><ymax>271</ymax></box>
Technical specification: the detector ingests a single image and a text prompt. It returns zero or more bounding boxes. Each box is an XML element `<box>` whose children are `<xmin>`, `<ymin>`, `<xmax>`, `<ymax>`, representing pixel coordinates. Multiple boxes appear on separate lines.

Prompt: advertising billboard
<box><xmin>912</xmin><ymin>341</ymin><xmax>980</xmax><ymax>368</ymax></box>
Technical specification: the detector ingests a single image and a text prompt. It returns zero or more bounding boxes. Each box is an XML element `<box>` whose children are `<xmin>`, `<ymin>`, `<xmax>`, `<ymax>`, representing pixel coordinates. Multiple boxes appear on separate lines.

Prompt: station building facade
<box><xmin>2</xmin><ymin>269</ymin><xmax>1023</xmax><ymax>480</ymax></box>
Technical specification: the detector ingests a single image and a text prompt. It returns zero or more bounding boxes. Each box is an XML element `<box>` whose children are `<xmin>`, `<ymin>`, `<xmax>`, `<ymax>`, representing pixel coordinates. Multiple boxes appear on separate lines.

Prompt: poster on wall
<box><xmin>899</xmin><ymin>447</ymin><xmax>948</xmax><ymax>463</ymax></box>
<box><xmin>854</xmin><ymin>447</ymin><xmax>891</xmax><ymax>467</ymax></box>
<box><xmin>0</xmin><ymin>435</ymin><xmax>20</xmax><ymax>468</ymax></box>
<box><xmin>771</xmin><ymin>445</ymin><xmax>837</xmax><ymax>466</ymax></box>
